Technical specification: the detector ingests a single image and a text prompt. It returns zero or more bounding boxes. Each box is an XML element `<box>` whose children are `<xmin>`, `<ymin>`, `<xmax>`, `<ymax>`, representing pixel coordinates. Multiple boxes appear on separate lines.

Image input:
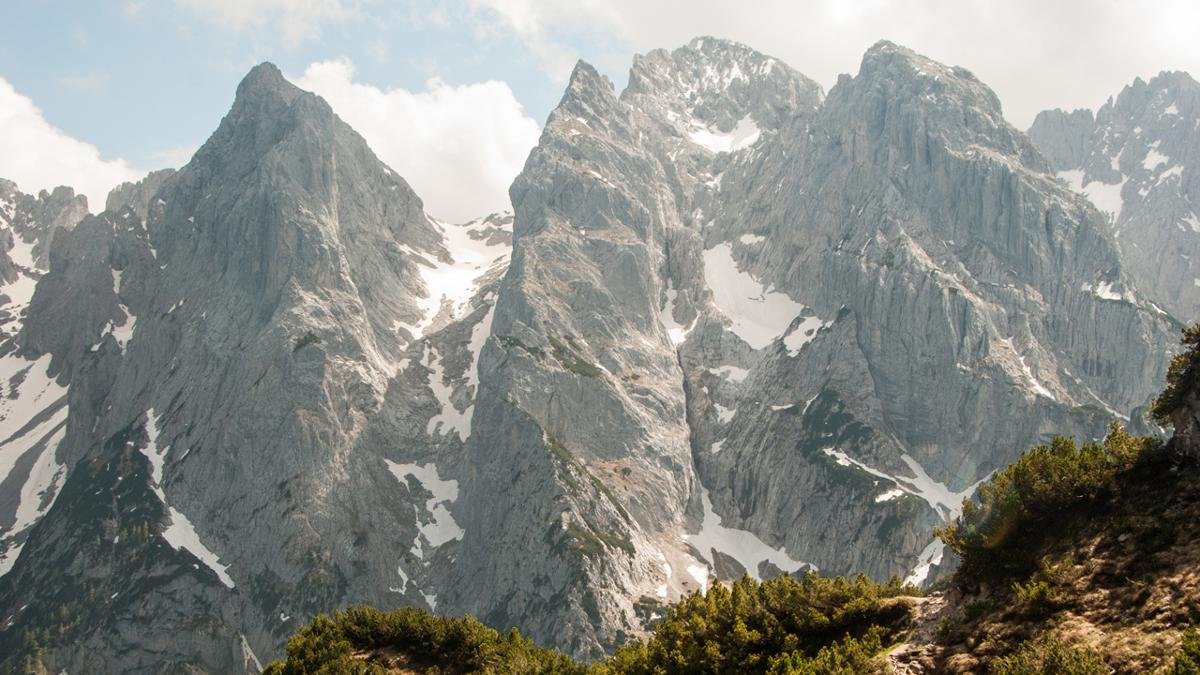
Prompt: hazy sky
<box><xmin>1</xmin><ymin>0</ymin><xmax>1197</xmax><ymax>220</ymax></box>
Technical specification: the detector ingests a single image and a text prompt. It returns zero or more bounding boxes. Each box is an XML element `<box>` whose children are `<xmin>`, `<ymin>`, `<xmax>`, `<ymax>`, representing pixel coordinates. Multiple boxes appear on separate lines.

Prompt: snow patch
<box><xmin>1143</xmin><ymin>146</ymin><xmax>1169</xmax><ymax>171</ymax></box>
<box><xmin>703</xmin><ymin>242</ymin><xmax>818</xmax><ymax>350</ymax></box>
<box><xmin>1058</xmin><ymin>170</ymin><xmax>1125</xmax><ymax>220</ymax></box>
<box><xmin>686</xmin><ymin>564</ymin><xmax>709</xmax><ymax>593</ymax></box>
<box><xmin>0</xmin><ymin>353</ymin><xmax>69</xmax><ymax>576</ymax></box>
<box><xmin>904</xmin><ymin>539</ymin><xmax>945</xmax><ymax>586</ymax></box>
<box><xmin>424</xmin><ymin>299</ymin><xmax>495</xmax><ymax>441</ymax></box>
<box><xmin>874</xmin><ymin>487</ymin><xmax>904</xmax><ymax>503</ymax></box>
<box><xmin>708</xmin><ymin>365</ymin><xmax>749</xmax><ymax>383</ymax></box>
<box><xmin>403</xmin><ymin>215</ymin><xmax>511</xmax><ymax>339</ymax></box>
<box><xmin>821</xmin><ymin>447</ymin><xmax>983</xmax><ymax>521</ymax></box>
<box><xmin>782</xmin><ymin>315</ymin><xmax>830</xmax><ymax>356</ymax></box>
<box><xmin>683</xmin><ymin>488</ymin><xmax>809</xmax><ymax>583</ymax></box>
<box><xmin>386</xmin><ymin>460</ymin><xmax>464</xmax><ymax>556</ymax></box>
<box><xmin>997</xmin><ymin>337</ymin><xmax>1057</xmax><ymax>401</ymax></box>
<box><xmin>1081</xmin><ymin>281</ymin><xmax>1133</xmax><ymax>303</ymax></box>
<box><xmin>688</xmin><ymin>115</ymin><xmax>760</xmax><ymax>153</ymax></box>
<box><xmin>139</xmin><ymin>409</ymin><xmax>235</xmax><ymax>589</ymax></box>
<box><xmin>713</xmin><ymin>403</ymin><xmax>735</xmax><ymax>424</ymax></box>
<box><xmin>660</xmin><ymin>286</ymin><xmax>695</xmax><ymax>346</ymax></box>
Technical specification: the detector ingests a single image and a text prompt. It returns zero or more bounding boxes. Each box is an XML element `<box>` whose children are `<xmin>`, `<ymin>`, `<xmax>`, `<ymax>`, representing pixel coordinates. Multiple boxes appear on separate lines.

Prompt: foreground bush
<box><xmin>600</xmin><ymin>573</ymin><xmax>915</xmax><ymax>674</ymax></box>
<box><xmin>264</xmin><ymin>573</ymin><xmax>918</xmax><ymax>674</ymax></box>
<box><xmin>937</xmin><ymin>423</ymin><xmax>1156</xmax><ymax>585</ymax></box>
<box><xmin>1153</xmin><ymin>324</ymin><xmax>1200</xmax><ymax>424</ymax></box>
<box><xmin>1175</xmin><ymin>626</ymin><xmax>1200</xmax><ymax>675</ymax></box>
<box><xmin>990</xmin><ymin>636</ymin><xmax>1109</xmax><ymax>675</ymax></box>
<box><xmin>262</xmin><ymin>606</ymin><xmax>582</xmax><ymax>674</ymax></box>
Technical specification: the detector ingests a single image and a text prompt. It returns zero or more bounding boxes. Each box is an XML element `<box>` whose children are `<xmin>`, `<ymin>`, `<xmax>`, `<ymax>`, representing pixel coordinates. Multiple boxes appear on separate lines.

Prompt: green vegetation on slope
<box><xmin>262</xmin><ymin>606</ymin><xmax>582</xmax><ymax>675</ymax></box>
<box><xmin>601</xmin><ymin>574</ymin><xmax>916</xmax><ymax>674</ymax></box>
<box><xmin>1153</xmin><ymin>323</ymin><xmax>1200</xmax><ymax>423</ymax></box>
<box><xmin>263</xmin><ymin>573</ymin><xmax>918</xmax><ymax>674</ymax></box>
<box><xmin>936</xmin><ymin>422</ymin><xmax>1157</xmax><ymax>586</ymax></box>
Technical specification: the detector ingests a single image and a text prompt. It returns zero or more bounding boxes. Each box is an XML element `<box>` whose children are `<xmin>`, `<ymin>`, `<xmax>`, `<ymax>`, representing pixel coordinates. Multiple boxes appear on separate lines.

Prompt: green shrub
<box><xmin>601</xmin><ymin>573</ymin><xmax>917</xmax><ymax>674</ymax></box>
<box><xmin>292</xmin><ymin>330</ymin><xmax>322</xmax><ymax>352</ymax></box>
<box><xmin>1174</xmin><ymin>626</ymin><xmax>1200</xmax><ymax>675</ymax></box>
<box><xmin>937</xmin><ymin>423</ymin><xmax>1154</xmax><ymax>584</ymax></box>
<box><xmin>548</xmin><ymin>335</ymin><xmax>604</xmax><ymax>378</ymax></box>
<box><xmin>1153</xmin><ymin>324</ymin><xmax>1200</xmax><ymax>424</ymax></box>
<box><xmin>263</xmin><ymin>606</ymin><xmax>582</xmax><ymax>674</ymax></box>
<box><xmin>1011</xmin><ymin>580</ymin><xmax>1058</xmax><ymax>616</ymax></box>
<box><xmin>765</xmin><ymin>625</ymin><xmax>887</xmax><ymax>674</ymax></box>
<box><xmin>990</xmin><ymin>636</ymin><xmax>1108</xmax><ymax>675</ymax></box>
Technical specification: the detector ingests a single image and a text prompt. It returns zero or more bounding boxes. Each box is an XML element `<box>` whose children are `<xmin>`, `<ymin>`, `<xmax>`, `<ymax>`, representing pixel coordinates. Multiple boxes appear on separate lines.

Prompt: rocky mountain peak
<box><xmin>826</xmin><ymin>40</ymin><xmax>1047</xmax><ymax>172</ymax></box>
<box><xmin>549</xmin><ymin>60</ymin><xmax>624</xmax><ymax>131</ymax></box>
<box><xmin>105</xmin><ymin>168</ymin><xmax>177</xmax><ymax>218</ymax></box>
<box><xmin>1028</xmin><ymin>69</ymin><xmax>1200</xmax><ymax>318</ymax></box>
<box><xmin>1110</xmin><ymin>70</ymin><xmax>1199</xmax><ymax>117</ymax></box>
<box><xmin>1027</xmin><ymin>108</ymin><xmax>1096</xmax><ymax>169</ymax></box>
<box><xmin>234</xmin><ymin>61</ymin><xmax>302</xmax><ymax>107</ymax></box>
<box><xmin>623</xmin><ymin>35</ymin><xmax>821</xmax><ymax>140</ymax></box>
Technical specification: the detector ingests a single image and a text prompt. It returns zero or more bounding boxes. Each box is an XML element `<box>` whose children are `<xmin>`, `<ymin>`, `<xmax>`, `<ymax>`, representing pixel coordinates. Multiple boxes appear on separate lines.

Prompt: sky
<box><xmin>1</xmin><ymin>0</ymin><xmax>1198</xmax><ymax>221</ymax></box>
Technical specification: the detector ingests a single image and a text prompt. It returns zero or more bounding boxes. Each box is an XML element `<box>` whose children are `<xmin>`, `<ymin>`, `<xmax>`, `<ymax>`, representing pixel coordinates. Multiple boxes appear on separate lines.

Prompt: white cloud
<box><xmin>153</xmin><ymin>144</ymin><xmax>200</xmax><ymax>168</ymax></box>
<box><xmin>467</xmin><ymin>0</ymin><xmax>629</xmax><ymax>79</ymax></box>
<box><xmin>0</xmin><ymin>77</ymin><xmax>142</xmax><ymax>211</ymax></box>
<box><xmin>293</xmin><ymin>58</ymin><xmax>540</xmax><ymax>222</ymax></box>
<box><xmin>175</xmin><ymin>0</ymin><xmax>362</xmax><ymax>45</ymax></box>
<box><xmin>469</xmin><ymin>0</ymin><xmax>1200</xmax><ymax>128</ymax></box>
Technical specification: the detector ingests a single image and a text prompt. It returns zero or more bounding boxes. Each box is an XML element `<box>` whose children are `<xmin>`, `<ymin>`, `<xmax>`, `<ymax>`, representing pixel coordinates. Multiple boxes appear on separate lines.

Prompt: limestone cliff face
<box><xmin>0</xmin><ymin>179</ymin><xmax>88</xmax><ymax>581</ymax></box>
<box><xmin>0</xmin><ymin>41</ymin><xmax>1182</xmax><ymax>671</ymax></box>
<box><xmin>0</xmin><ymin>64</ymin><xmax>497</xmax><ymax>673</ymax></box>
<box><xmin>1029</xmin><ymin>71</ymin><xmax>1200</xmax><ymax>319</ymax></box>
<box><xmin>450</xmin><ymin>38</ymin><xmax>1174</xmax><ymax>657</ymax></box>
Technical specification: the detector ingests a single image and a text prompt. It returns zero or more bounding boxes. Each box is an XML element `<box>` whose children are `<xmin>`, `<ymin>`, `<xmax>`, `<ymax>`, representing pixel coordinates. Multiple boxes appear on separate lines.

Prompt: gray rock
<box><xmin>1029</xmin><ymin>71</ymin><xmax>1200</xmax><ymax>319</ymax></box>
<box><xmin>0</xmin><ymin>40</ymin><xmax>1183</xmax><ymax>671</ymax></box>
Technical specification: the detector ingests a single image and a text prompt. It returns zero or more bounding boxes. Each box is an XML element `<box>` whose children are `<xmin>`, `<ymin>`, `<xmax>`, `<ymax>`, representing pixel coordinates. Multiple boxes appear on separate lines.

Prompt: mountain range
<box><xmin>0</xmin><ymin>37</ymin><xmax>1194</xmax><ymax>672</ymax></box>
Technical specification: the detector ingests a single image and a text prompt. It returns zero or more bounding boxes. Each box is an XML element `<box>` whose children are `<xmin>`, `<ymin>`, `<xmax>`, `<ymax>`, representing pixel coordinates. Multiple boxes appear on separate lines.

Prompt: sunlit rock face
<box><xmin>1030</xmin><ymin>70</ymin><xmax>1200</xmax><ymax>319</ymax></box>
<box><xmin>0</xmin><ymin>40</ymin><xmax>1179</xmax><ymax>671</ymax></box>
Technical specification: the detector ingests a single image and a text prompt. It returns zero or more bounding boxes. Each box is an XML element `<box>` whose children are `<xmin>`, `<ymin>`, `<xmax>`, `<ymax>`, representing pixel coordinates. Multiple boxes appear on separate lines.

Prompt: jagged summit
<box><xmin>1028</xmin><ymin>68</ymin><xmax>1200</xmax><ymax>318</ymax></box>
<box><xmin>830</xmin><ymin>39</ymin><xmax>1047</xmax><ymax>172</ymax></box>
<box><xmin>234</xmin><ymin>61</ymin><xmax>302</xmax><ymax>104</ymax></box>
<box><xmin>623</xmin><ymin>35</ymin><xmax>822</xmax><ymax>137</ymax></box>
<box><xmin>558</xmin><ymin>59</ymin><xmax>622</xmax><ymax>115</ymax></box>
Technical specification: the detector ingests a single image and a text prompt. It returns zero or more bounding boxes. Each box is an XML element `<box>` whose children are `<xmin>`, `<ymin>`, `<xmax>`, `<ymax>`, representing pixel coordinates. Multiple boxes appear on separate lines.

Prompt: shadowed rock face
<box><xmin>1029</xmin><ymin>71</ymin><xmax>1200</xmax><ymax>319</ymax></box>
<box><xmin>0</xmin><ymin>41</ymin><xmax>1181</xmax><ymax>671</ymax></box>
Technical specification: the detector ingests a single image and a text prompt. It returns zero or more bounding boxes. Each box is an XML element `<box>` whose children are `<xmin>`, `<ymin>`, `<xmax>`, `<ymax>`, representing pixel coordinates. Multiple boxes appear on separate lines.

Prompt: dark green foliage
<box><xmin>1010</xmin><ymin>580</ymin><xmax>1058</xmax><ymax>617</ymax></box>
<box><xmin>293</xmin><ymin>330</ymin><xmax>322</xmax><ymax>352</ymax></box>
<box><xmin>544</xmin><ymin>433</ymin><xmax>634</xmax><ymax>557</ymax></box>
<box><xmin>587</xmin><ymin>474</ymin><xmax>632</xmax><ymax>524</ymax></box>
<box><xmin>546</xmin><ymin>433</ymin><xmax>576</xmax><ymax>467</ymax></box>
<box><xmin>1175</xmin><ymin>626</ymin><xmax>1200</xmax><ymax>675</ymax></box>
<box><xmin>262</xmin><ymin>606</ymin><xmax>583</xmax><ymax>674</ymax></box>
<box><xmin>548</xmin><ymin>335</ymin><xmax>603</xmax><ymax>378</ymax></box>
<box><xmin>600</xmin><ymin>573</ymin><xmax>916</xmax><ymax>674</ymax></box>
<box><xmin>763</xmin><ymin>626</ymin><xmax>887</xmax><ymax>674</ymax></box>
<box><xmin>937</xmin><ymin>423</ymin><xmax>1154</xmax><ymax>584</ymax></box>
<box><xmin>266</xmin><ymin>574</ymin><xmax>918</xmax><ymax>674</ymax></box>
<box><xmin>564</xmin><ymin>523</ymin><xmax>606</xmax><ymax>559</ymax></box>
<box><xmin>497</xmin><ymin>335</ymin><xmax>545</xmax><ymax>359</ymax></box>
<box><xmin>990</xmin><ymin>636</ymin><xmax>1109</xmax><ymax>675</ymax></box>
<box><xmin>1153</xmin><ymin>324</ymin><xmax>1200</xmax><ymax>424</ymax></box>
